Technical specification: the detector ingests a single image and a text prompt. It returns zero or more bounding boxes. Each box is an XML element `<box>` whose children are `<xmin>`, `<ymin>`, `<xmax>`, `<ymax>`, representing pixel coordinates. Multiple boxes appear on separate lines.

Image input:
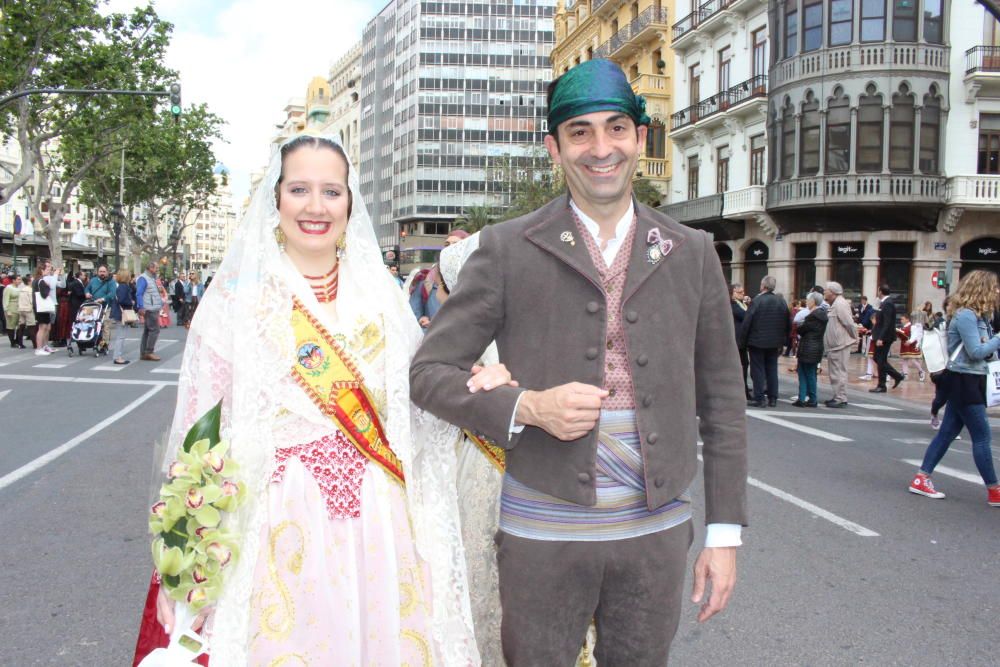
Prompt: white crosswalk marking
<box><xmin>851</xmin><ymin>403</ymin><xmax>903</xmax><ymax>411</ymax></box>
<box><xmin>746</xmin><ymin>411</ymin><xmax>853</xmax><ymax>442</ymax></box>
<box><xmin>150</xmin><ymin>368</ymin><xmax>180</xmax><ymax>374</ymax></box>
<box><xmin>33</xmin><ymin>363</ymin><xmax>68</xmax><ymax>369</ymax></box>
<box><xmin>0</xmin><ymin>389</ymin><xmax>9</xmax><ymax>402</ymax></box>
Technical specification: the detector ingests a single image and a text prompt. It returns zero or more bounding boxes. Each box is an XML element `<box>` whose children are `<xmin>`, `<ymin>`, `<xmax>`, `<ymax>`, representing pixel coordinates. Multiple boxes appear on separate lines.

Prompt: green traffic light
<box><xmin>171</xmin><ymin>105</ymin><xmax>181</xmax><ymax>115</ymax></box>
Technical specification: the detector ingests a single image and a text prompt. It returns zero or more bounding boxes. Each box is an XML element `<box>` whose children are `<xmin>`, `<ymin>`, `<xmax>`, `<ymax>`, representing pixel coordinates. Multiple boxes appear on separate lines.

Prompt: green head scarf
<box><xmin>547</xmin><ymin>59</ymin><xmax>651</xmax><ymax>134</ymax></box>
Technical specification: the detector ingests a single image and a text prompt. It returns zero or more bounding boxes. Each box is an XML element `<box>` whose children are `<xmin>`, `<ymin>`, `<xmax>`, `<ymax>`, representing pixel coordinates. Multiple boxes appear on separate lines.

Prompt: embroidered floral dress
<box><xmin>244</xmin><ymin>279</ymin><xmax>436</xmax><ymax>666</ymax></box>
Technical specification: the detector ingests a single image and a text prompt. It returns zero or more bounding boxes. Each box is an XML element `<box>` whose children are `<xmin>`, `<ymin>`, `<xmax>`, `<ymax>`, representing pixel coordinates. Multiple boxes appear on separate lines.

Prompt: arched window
<box><xmin>857</xmin><ymin>85</ymin><xmax>883</xmax><ymax>173</ymax></box>
<box><xmin>890</xmin><ymin>84</ymin><xmax>915</xmax><ymax>173</ymax></box>
<box><xmin>920</xmin><ymin>88</ymin><xmax>941</xmax><ymax>174</ymax></box>
<box><xmin>781</xmin><ymin>102</ymin><xmax>796</xmax><ymax>178</ymax></box>
<box><xmin>800</xmin><ymin>93</ymin><xmax>821</xmax><ymax>175</ymax></box>
<box><xmin>826</xmin><ymin>90</ymin><xmax>851</xmax><ymax>174</ymax></box>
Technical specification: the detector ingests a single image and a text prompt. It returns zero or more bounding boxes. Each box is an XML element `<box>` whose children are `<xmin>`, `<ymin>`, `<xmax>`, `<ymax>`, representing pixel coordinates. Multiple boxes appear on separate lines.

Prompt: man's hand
<box><xmin>155</xmin><ymin>585</ymin><xmax>212</xmax><ymax>635</ymax></box>
<box><xmin>875</xmin><ymin>339</ymin><xmax>884</xmax><ymax>348</ymax></box>
<box><xmin>515</xmin><ymin>382</ymin><xmax>607</xmax><ymax>441</ymax></box>
<box><xmin>467</xmin><ymin>363</ymin><xmax>519</xmax><ymax>393</ymax></box>
<box><xmin>418</xmin><ymin>316</ymin><xmax>431</xmax><ymax>328</ymax></box>
<box><xmin>691</xmin><ymin>546</ymin><xmax>737</xmax><ymax>623</ymax></box>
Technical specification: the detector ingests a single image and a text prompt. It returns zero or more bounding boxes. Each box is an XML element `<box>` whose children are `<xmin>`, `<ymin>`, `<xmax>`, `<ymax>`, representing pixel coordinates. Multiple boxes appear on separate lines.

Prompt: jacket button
<box><xmin>626</xmin><ymin>310</ymin><xmax>638</xmax><ymax>323</ymax></box>
<box><xmin>578</xmin><ymin>472</ymin><xmax>591</xmax><ymax>483</ymax></box>
<box><xmin>586</xmin><ymin>347</ymin><xmax>598</xmax><ymax>360</ymax></box>
<box><xmin>647</xmin><ymin>432</ymin><xmax>659</xmax><ymax>444</ymax></box>
<box><xmin>636</xmin><ymin>354</ymin><xmax>649</xmax><ymax>366</ymax></box>
<box><xmin>586</xmin><ymin>301</ymin><xmax>599</xmax><ymax>313</ymax></box>
<box><xmin>643</xmin><ymin>394</ymin><xmax>653</xmax><ymax>408</ymax></box>
<box><xmin>654</xmin><ymin>477</ymin><xmax>665</xmax><ymax>488</ymax></box>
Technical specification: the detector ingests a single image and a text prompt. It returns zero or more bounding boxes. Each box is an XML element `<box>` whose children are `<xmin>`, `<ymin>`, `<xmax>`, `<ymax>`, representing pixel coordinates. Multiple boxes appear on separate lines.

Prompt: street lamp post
<box><xmin>111</xmin><ymin>202</ymin><xmax>123</xmax><ymax>271</ymax></box>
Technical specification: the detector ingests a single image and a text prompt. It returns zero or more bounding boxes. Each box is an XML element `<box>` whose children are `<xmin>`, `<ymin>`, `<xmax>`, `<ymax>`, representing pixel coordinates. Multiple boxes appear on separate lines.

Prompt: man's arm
<box><xmin>410</xmin><ymin>226</ymin><xmax>524</xmax><ymax>445</ymax></box>
<box><xmin>839</xmin><ymin>301</ymin><xmax>858</xmax><ymax>339</ymax></box>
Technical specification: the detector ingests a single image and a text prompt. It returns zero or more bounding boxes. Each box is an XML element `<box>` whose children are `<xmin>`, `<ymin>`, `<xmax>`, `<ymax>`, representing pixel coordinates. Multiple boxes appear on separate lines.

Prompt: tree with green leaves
<box><xmin>455</xmin><ymin>205</ymin><xmax>495</xmax><ymax>233</ymax></box>
<box><xmin>0</xmin><ymin>1</ymin><xmax>176</xmax><ymax>267</ymax></box>
<box><xmin>632</xmin><ymin>178</ymin><xmax>665</xmax><ymax>208</ymax></box>
<box><xmin>73</xmin><ymin>104</ymin><xmax>225</xmax><ymax>270</ymax></box>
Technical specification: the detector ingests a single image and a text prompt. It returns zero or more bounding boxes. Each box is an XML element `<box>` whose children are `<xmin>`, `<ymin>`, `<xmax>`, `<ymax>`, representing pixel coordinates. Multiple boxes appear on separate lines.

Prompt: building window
<box><xmin>923</xmin><ymin>0</ymin><xmax>943</xmax><ymax>43</ymax></box>
<box><xmin>920</xmin><ymin>94</ymin><xmax>941</xmax><ymax>174</ymax></box>
<box><xmin>978</xmin><ymin>114</ymin><xmax>1000</xmax><ymax>174</ymax></box>
<box><xmin>717</xmin><ymin>145</ymin><xmax>730</xmax><ymax>193</ymax></box>
<box><xmin>857</xmin><ymin>86</ymin><xmax>883</xmax><ymax>173</ymax></box>
<box><xmin>752</xmin><ymin>28</ymin><xmax>768</xmax><ymax>79</ymax></box>
<box><xmin>785</xmin><ymin>3</ymin><xmax>799</xmax><ymax>58</ymax></box>
<box><xmin>718</xmin><ymin>46</ymin><xmax>732</xmax><ymax>92</ymax></box>
<box><xmin>781</xmin><ymin>104</ymin><xmax>796</xmax><ymax>178</ymax></box>
<box><xmin>829</xmin><ymin>0</ymin><xmax>853</xmax><ymax>45</ymax></box>
<box><xmin>688</xmin><ymin>154</ymin><xmax>700</xmax><ymax>199</ymax></box>
<box><xmin>750</xmin><ymin>134</ymin><xmax>766</xmax><ymax>185</ymax></box>
<box><xmin>889</xmin><ymin>86</ymin><xmax>915</xmax><ymax>172</ymax></box>
<box><xmin>803</xmin><ymin>0</ymin><xmax>823</xmax><ymax>51</ymax></box>
<box><xmin>800</xmin><ymin>94</ymin><xmax>821</xmax><ymax>176</ymax></box>
<box><xmin>892</xmin><ymin>0</ymin><xmax>917</xmax><ymax>41</ymax></box>
<box><xmin>646</xmin><ymin>120</ymin><xmax>666</xmax><ymax>159</ymax></box>
<box><xmin>860</xmin><ymin>0</ymin><xmax>885</xmax><ymax>41</ymax></box>
<box><xmin>689</xmin><ymin>63</ymin><xmax>701</xmax><ymax>105</ymax></box>
<box><xmin>826</xmin><ymin>91</ymin><xmax>851</xmax><ymax>174</ymax></box>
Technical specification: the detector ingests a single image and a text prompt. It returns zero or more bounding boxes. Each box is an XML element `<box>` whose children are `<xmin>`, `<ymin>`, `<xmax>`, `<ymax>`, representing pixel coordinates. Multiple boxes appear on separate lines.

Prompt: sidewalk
<box><xmin>777</xmin><ymin>351</ymin><xmax>937</xmax><ymax>404</ymax></box>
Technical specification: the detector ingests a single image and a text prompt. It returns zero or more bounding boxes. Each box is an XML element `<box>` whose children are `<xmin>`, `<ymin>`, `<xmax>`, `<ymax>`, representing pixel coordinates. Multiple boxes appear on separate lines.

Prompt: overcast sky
<box><xmin>106</xmin><ymin>0</ymin><xmax>387</xmax><ymax>210</ymax></box>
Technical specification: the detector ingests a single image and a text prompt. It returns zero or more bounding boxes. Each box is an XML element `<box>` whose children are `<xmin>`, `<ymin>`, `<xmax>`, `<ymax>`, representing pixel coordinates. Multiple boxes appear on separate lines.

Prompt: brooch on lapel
<box><xmin>646</xmin><ymin>229</ymin><xmax>674</xmax><ymax>265</ymax></box>
<box><xmin>560</xmin><ymin>231</ymin><xmax>576</xmax><ymax>247</ymax></box>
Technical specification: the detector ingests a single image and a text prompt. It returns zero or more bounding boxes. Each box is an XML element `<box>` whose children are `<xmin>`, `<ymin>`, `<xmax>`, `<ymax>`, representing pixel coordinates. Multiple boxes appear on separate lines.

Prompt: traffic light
<box><xmin>935</xmin><ymin>273</ymin><xmax>947</xmax><ymax>288</ymax></box>
<box><xmin>169</xmin><ymin>83</ymin><xmax>182</xmax><ymax>120</ymax></box>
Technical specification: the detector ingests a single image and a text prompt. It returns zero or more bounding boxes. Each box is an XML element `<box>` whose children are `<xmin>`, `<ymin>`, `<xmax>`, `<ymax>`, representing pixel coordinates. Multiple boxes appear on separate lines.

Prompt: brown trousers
<box><xmin>497</xmin><ymin>520</ymin><xmax>693</xmax><ymax>667</ymax></box>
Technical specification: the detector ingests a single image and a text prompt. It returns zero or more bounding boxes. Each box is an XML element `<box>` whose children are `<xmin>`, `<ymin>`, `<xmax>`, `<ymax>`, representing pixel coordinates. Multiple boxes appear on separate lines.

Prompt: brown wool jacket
<box><xmin>410</xmin><ymin>195</ymin><xmax>748</xmax><ymax>525</ymax></box>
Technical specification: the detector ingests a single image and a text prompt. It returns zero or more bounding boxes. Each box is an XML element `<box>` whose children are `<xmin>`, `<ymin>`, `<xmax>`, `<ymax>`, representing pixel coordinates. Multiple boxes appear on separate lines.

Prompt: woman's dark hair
<box><xmin>21</xmin><ymin>275</ymin><xmax>30</xmax><ymax>285</ymax></box>
<box><xmin>274</xmin><ymin>136</ymin><xmax>353</xmax><ymax>219</ymax></box>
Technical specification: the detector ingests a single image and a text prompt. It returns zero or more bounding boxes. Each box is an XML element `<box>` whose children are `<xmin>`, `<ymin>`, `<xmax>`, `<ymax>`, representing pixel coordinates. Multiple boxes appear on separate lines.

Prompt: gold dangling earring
<box><xmin>336</xmin><ymin>234</ymin><xmax>346</xmax><ymax>261</ymax></box>
<box><xmin>274</xmin><ymin>227</ymin><xmax>286</xmax><ymax>252</ymax></box>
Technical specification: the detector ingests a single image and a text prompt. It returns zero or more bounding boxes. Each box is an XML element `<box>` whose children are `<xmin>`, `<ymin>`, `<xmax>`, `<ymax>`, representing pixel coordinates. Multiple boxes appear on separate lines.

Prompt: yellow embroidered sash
<box><xmin>290</xmin><ymin>298</ymin><xmax>404</xmax><ymax>485</ymax></box>
<box><xmin>464</xmin><ymin>430</ymin><xmax>506</xmax><ymax>473</ymax></box>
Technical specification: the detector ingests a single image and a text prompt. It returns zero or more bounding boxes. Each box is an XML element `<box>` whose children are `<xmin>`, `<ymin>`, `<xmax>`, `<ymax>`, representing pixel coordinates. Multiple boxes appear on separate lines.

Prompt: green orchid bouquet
<box><xmin>149</xmin><ymin>400</ymin><xmax>246</xmax><ymax>610</ymax></box>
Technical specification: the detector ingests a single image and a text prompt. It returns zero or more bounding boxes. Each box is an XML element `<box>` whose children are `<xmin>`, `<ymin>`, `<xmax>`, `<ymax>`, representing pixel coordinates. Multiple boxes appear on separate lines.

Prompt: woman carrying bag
<box><xmin>908</xmin><ymin>270</ymin><xmax>1000</xmax><ymax>507</ymax></box>
<box><xmin>110</xmin><ymin>267</ymin><xmax>137</xmax><ymax>365</ymax></box>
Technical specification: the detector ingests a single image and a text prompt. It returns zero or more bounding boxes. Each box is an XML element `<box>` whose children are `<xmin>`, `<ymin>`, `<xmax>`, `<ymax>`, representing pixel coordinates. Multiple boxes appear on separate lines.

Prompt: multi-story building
<box><xmin>181</xmin><ymin>166</ymin><xmax>238</xmax><ymax>275</ymax></box>
<box><xmin>272</xmin><ymin>98</ymin><xmax>307</xmax><ymax>151</ymax></box>
<box><xmin>322</xmin><ymin>43</ymin><xmax>362</xmax><ymax>168</ymax></box>
<box><xmin>664</xmin><ymin>0</ymin><xmax>1000</xmax><ymax>315</ymax></box>
<box><xmin>359</xmin><ymin>0</ymin><xmax>556</xmax><ymax>263</ymax></box>
<box><xmin>551</xmin><ymin>0</ymin><xmax>674</xmax><ymax>199</ymax></box>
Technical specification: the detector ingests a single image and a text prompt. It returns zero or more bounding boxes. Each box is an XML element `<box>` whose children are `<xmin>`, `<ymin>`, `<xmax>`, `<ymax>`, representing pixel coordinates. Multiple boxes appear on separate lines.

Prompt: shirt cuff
<box><xmin>508</xmin><ymin>392</ymin><xmax>526</xmax><ymax>439</ymax></box>
<box><xmin>704</xmin><ymin>523</ymin><xmax>742</xmax><ymax>548</ymax></box>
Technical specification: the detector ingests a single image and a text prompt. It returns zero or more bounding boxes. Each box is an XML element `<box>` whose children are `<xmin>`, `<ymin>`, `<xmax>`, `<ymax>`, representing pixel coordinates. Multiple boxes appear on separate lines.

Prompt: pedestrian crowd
<box><xmin>729</xmin><ymin>273</ymin><xmax>1000</xmax><ymax>508</ymax></box>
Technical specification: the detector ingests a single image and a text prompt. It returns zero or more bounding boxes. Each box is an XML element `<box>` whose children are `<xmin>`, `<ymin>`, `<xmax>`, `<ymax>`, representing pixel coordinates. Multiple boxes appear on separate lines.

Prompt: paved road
<box><xmin>0</xmin><ymin>331</ymin><xmax>997</xmax><ymax>665</ymax></box>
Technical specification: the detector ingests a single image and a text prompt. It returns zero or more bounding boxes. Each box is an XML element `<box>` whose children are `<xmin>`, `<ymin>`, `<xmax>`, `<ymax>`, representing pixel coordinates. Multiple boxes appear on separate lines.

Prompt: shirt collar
<box><xmin>570</xmin><ymin>199</ymin><xmax>634</xmax><ymax>249</ymax></box>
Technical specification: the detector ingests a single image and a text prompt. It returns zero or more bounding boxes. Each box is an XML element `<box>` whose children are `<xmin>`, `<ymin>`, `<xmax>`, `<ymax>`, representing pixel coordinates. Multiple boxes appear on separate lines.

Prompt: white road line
<box><xmin>852</xmin><ymin>403</ymin><xmax>903</xmax><ymax>411</ymax></box>
<box><xmin>34</xmin><ymin>363</ymin><xmax>69</xmax><ymax>369</ymax></box>
<box><xmin>696</xmin><ymin>453</ymin><xmax>879</xmax><ymax>537</ymax></box>
<box><xmin>0</xmin><ymin>384</ymin><xmax>165</xmax><ymax>492</ymax></box>
<box><xmin>762</xmin><ymin>411</ymin><xmax>937</xmax><ymax>425</ymax></box>
<box><xmin>902</xmin><ymin>459</ymin><xmax>984</xmax><ymax>485</ymax></box>
<box><xmin>93</xmin><ymin>364</ymin><xmax>127</xmax><ymax>372</ymax></box>
<box><xmin>150</xmin><ymin>368</ymin><xmax>181</xmax><ymax>374</ymax></box>
<box><xmin>0</xmin><ymin>373</ymin><xmax>176</xmax><ymax>387</ymax></box>
<box><xmin>0</xmin><ymin>389</ymin><xmax>9</xmax><ymax>402</ymax></box>
<box><xmin>746</xmin><ymin>411</ymin><xmax>853</xmax><ymax>442</ymax></box>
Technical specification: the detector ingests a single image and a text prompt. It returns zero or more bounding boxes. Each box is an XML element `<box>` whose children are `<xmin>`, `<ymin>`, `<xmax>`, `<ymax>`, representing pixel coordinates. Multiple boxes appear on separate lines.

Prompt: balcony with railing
<box><xmin>767</xmin><ymin>174</ymin><xmax>947</xmax><ymax>209</ymax></box>
<box><xmin>637</xmin><ymin>157</ymin><xmax>668</xmax><ymax>179</ymax></box>
<box><xmin>670</xmin><ymin>75</ymin><xmax>767</xmax><ymax>134</ymax></box>
<box><xmin>629</xmin><ymin>6</ymin><xmax>670</xmax><ymax>44</ymax></box>
<box><xmin>771</xmin><ymin>43</ymin><xmax>950</xmax><ymax>90</ymax></box>
<box><xmin>671</xmin><ymin>0</ymin><xmax>763</xmax><ymax>50</ymax></box>
<box><xmin>662</xmin><ymin>194</ymin><xmax>723</xmax><ymax>223</ymax></box>
<box><xmin>630</xmin><ymin>73</ymin><xmax>669</xmax><ymax>98</ymax></box>
<box><xmin>946</xmin><ymin>175</ymin><xmax>1000</xmax><ymax>208</ymax></box>
<box><xmin>723</xmin><ymin>185</ymin><xmax>767</xmax><ymax>218</ymax></box>
<box><xmin>591</xmin><ymin>0</ymin><xmax>617</xmax><ymax>19</ymax></box>
<box><xmin>965</xmin><ymin>46</ymin><xmax>1000</xmax><ymax>100</ymax></box>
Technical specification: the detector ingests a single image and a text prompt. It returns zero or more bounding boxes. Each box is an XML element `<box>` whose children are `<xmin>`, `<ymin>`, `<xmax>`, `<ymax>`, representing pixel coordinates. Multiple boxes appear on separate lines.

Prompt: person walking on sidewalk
<box><xmin>909</xmin><ymin>270</ymin><xmax>1000</xmax><ymax>507</ymax></box>
<box><xmin>135</xmin><ymin>262</ymin><xmax>162</xmax><ymax>361</ymax></box>
<box><xmin>3</xmin><ymin>275</ymin><xmax>24</xmax><ymax>348</ymax></box>
<box><xmin>794</xmin><ymin>293</ymin><xmax>827</xmax><ymax>407</ymax></box>
<box><xmin>870</xmin><ymin>284</ymin><xmax>904</xmax><ymax>393</ymax></box>
<box><xmin>740</xmin><ymin>275</ymin><xmax>791</xmax><ymax>407</ymax></box>
<box><xmin>823</xmin><ymin>281</ymin><xmax>858</xmax><ymax>408</ymax></box>
<box><xmin>898</xmin><ymin>311</ymin><xmax>928</xmax><ymax>381</ymax></box>
<box><xmin>731</xmin><ymin>283</ymin><xmax>751</xmax><ymax>399</ymax></box>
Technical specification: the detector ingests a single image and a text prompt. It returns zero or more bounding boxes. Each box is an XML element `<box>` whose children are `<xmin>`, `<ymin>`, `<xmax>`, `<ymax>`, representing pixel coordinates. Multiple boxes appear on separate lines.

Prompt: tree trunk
<box><xmin>46</xmin><ymin>200</ymin><xmax>67</xmax><ymax>269</ymax></box>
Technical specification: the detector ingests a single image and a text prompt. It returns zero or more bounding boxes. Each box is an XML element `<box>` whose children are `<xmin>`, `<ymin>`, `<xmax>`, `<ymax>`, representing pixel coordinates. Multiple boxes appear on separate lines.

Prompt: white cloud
<box><xmin>109</xmin><ymin>0</ymin><xmax>380</xmax><ymax>209</ymax></box>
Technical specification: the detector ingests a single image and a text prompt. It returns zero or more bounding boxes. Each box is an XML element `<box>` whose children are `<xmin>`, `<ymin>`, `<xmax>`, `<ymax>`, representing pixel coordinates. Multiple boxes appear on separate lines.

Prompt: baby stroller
<box><xmin>68</xmin><ymin>301</ymin><xmax>109</xmax><ymax>357</ymax></box>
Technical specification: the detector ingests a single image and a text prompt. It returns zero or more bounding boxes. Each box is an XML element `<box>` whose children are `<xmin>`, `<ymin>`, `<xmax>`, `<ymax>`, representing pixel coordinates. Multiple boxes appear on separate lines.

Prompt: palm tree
<box><xmin>455</xmin><ymin>205</ymin><xmax>495</xmax><ymax>233</ymax></box>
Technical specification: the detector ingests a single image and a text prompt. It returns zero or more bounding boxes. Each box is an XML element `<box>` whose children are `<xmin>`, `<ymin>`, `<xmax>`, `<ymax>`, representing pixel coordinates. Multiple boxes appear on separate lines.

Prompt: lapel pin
<box><xmin>646</xmin><ymin>229</ymin><xmax>673</xmax><ymax>265</ymax></box>
<box><xmin>560</xmin><ymin>231</ymin><xmax>576</xmax><ymax>246</ymax></box>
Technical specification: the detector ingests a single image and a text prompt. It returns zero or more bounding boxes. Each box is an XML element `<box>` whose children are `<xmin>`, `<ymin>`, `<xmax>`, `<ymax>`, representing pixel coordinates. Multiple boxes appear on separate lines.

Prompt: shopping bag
<box><xmin>987</xmin><ymin>360</ymin><xmax>1000</xmax><ymax>408</ymax></box>
<box><xmin>122</xmin><ymin>308</ymin><xmax>138</xmax><ymax>325</ymax></box>
<box><xmin>922</xmin><ymin>327</ymin><xmax>949</xmax><ymax>374</ymax></box>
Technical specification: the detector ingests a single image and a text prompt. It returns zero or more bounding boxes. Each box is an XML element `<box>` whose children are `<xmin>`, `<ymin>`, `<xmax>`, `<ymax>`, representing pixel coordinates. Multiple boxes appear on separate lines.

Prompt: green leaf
<box><xmin>182</xmin><ymin>400</ymin><xmax>223</xmax><ymax>453</ymax></box>
<box><xmin>161</xmin><ymin>517</ymin><xmax>188</xmax><ymax>549</ymax></box>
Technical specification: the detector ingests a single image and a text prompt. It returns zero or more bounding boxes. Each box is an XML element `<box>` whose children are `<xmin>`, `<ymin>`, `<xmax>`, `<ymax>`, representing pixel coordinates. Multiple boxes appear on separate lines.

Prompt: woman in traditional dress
<box><xmin>133</xmin><ymin>134</ymin><xmax>490</xmax><ymax>665</ymax></box>
<box><xmin>897</xmin><ymin>311</ymin><xmax>927</xmax><ymax>381</ymax></box>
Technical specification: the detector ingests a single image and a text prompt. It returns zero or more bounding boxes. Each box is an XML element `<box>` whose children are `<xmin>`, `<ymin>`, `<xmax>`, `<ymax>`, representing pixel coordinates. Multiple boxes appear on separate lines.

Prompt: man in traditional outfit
<box><xmin>410</xmin><ymin>59</ymin><xmax>748</xmax><ymax>665</ymax></box>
